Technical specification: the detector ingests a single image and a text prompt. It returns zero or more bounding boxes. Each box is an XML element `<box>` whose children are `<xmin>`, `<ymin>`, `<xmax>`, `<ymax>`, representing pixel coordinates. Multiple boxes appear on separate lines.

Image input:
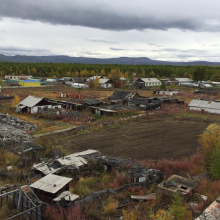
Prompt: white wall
<box><xmin>31</xmin><ymin>105</ymin><xmax>62</xmax><ymax>114</ymax></box>
<box><xmin>190</xmin><ymin>107</ymin><xmax>220</xmax><ymax>114</ymax></box>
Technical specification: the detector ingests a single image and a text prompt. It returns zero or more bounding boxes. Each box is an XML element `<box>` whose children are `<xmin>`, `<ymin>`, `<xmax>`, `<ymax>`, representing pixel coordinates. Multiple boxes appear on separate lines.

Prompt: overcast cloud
<box><xmin>0</xmin><ymin>0</ymin><xmax>220</xmax><ymax>61</ymax></box>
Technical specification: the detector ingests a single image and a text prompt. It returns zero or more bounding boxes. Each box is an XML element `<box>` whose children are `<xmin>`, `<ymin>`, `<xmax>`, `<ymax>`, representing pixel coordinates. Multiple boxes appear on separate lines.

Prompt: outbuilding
<box><xmin>30</xmin><ymin>174</ymin><xmax>72</xmax><ymax>202</ymax></box>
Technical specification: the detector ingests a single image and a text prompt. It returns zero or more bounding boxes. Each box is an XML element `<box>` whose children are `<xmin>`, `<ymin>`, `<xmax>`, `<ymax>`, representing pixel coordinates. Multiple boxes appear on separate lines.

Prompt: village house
<box><xmin>99</xmin><ymin>79</ymin><xmax>114</xmax><ymax>88</ymax></box>
<box><xmin>16</xmin><ymin>95</ymin><xmax>61</xmax><ymax>114</ymax></box>
<box><xmin>108</xmin><ymin>90</ymin><xmax>140</xmax><ymax>104</ymax></box>
<box><xmin>157</xmin><ymin>174</ymin><xmax>199</xmax><ymax>198</ymax></box>
<box><xmin>174</xmin><ymin>78</ymin><xmax>194</xmax><ymax>86</ymax></box>
<box><xmin>189</xmin><ymin>99</ymin><xmax>220</xmax><ymax>114</ymax></box>
<box><xmin>30</xmin><ymin>174</ymin><xmax>73</xmax><ymax>202</ymax></box>
<box><xmin>136</xmin><ymin>78</ymin><xmax>161</xmax><ymax>87</ymax></box>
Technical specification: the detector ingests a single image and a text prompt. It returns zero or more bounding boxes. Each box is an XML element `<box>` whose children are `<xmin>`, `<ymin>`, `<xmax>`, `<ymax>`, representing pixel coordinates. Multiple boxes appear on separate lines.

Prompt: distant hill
<box><xmin>0</xmin><ymin>54</ymin><xmax>219</xmax><ymax>65</ymax></box>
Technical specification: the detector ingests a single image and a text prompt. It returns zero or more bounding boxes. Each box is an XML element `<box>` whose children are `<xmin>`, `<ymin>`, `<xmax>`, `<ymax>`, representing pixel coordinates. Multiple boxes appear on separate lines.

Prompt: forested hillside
<box><xmin>0</xmin><ymin>62</ymin><xmax>220</xmax><ymax>81</ymax></box>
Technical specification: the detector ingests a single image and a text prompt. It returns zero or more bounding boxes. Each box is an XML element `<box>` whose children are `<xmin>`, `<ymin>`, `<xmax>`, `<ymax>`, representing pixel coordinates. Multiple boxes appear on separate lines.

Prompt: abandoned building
<box><xmin>30</xmin><ymin>174</ymin><xmax>73</xmax><ymax>202</ymax></box>
<box><xmin>32</xmin><ymin>149</ymin><xmax>101</xmax><ymax>175</ymax></box>
<box><xmin>16</xmin><ymin>95</ymin><xmax>62</xmax><ymax>114</ymax></box>
<box><xmin>157</xmin><ymin>174</ymin><xmax>199</xmax><ymax>198</ymax></box>
<box><xmin>195</xmin><ymin>196</ymin><xmax>220</xmax><ymax>220</ymax></box>
<box><xmin>128</xmin><ymin>98</ymin><xmax>162</xmax><ymax>110</ymax></box>
<box><xmin>189</xmin><ymin>99</ymin><xmax>220</xmax><ymax>114</ymax></box>
<box><xmin>108</xmin><ymin>90</ymin><xmax>140</xmax><ymax>104</ymax></box>
<box><xmin>98</xmin><ymin>156</ymin><xmax>162</xmax><ymax>184</ymax></box>
<box><xmin>52</xmin><ymin>191</ymin><xmax>79</xmax><ymax>205</ymax></box>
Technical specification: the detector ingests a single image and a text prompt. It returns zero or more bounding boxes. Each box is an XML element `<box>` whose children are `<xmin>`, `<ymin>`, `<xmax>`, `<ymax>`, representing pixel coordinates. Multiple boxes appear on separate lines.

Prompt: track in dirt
<box><xmin>50</xmin><ymin>119</ymin><xmax>208</xmax><ymax>160</ymax></box>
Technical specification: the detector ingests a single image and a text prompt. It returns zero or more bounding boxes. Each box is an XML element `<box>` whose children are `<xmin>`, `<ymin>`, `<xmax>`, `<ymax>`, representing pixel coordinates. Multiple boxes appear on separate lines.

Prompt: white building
<box><xmin>174</xmin><ymin>78</ymin><xmax>194</xmax><ymax>85</ymax></box>
<box><xmin>137</xmin><ymin>78</ymin><xmax>161</xmax><ymax>87</ymax></box>
<box><xmin>99</xmin><ymin>79</ymin><xmax>114</xmax><ymax>88</ymax></box>
<box><xmin>5</xmin><ymin>75</ymin><xmax>33</xmax><ymax>80</ymax></box>
<box><xmin>71</xmin><ymin>83</ymin><xmax>88</xmax><ymax>89</ymax></box>
<box><xmin>16</xmin><ymin>95</ymin><xmax>61</xmax><ymax>114</ymax></box>
<box><xmin>189</xmin><ymin>99</ymin><xmax>220</xmax><ymax>114</ymax></box>
<box><xmin>154</xmin><ymin>90</ymin><xmax>180</xmax><ymax>96</ymax></box>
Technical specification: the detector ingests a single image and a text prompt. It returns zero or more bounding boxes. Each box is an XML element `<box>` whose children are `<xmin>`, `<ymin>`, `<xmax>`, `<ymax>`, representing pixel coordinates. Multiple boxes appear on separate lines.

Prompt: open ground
<box><xmin>42</xmin><ymin>118</ymin><xmax>208</xmax><ymax>160</ymax></box>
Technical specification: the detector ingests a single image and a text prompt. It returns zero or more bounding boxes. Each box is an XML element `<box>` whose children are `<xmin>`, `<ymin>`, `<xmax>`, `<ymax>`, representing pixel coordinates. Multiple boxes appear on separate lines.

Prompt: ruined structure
<box><xmin>157</xmin><ymin>174</ymin><xmax>199</xmax><ymax>198</ymax></box>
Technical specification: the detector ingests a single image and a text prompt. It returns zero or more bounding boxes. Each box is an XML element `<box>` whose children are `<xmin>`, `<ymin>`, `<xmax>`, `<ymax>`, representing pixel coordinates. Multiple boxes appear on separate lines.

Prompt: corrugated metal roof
<box><xmin>30</xmin><ymin>174</ymin><xmax>72</xmax><ymax>194</ymax></box>
<box><xmin>175</xmin><ymin>78</ymin><xmax>193</xmax><ymax>82</ymax></box>
<box><xmin>53</xmin><ymin>191</ymin><xmax>79</xmax><ymax>202</ymax></box>
<box><xmin>18</xmin><ymin>95</ymin><xmax>43</xmax><ymax>108</ymax></box>
<box><xmin>99</xmin><ymin>79</ymin><xmax>112</xmax><ymax>84</ymax></box>
<box><xmin>189</xmin><ymin>99</ymin><xmax>220</xmax><ymax>110</ymax></box>
<box><xmin>140</xmin><ymin>78</ymin><xmax>161</xmax><ymax>83</ymax></box>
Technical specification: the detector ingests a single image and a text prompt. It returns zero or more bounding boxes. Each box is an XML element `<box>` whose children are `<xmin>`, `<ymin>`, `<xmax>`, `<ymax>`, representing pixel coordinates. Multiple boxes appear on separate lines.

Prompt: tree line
<box><xmin>0</xmin><ymin>62</ymin><xmax>220</xmax><ymax>81</ymax></box>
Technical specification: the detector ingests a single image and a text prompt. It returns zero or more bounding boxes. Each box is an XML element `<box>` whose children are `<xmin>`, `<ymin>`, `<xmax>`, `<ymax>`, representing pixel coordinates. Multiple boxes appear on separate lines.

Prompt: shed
<box><xmin>157</xmin><ymin>174</ymin><xmax>199</xmax><ymax>198</ymax></box>
<box><xmin>30</xmin><ymin>174</ymin><xmax>72</xmax><ymax>202</ymax></box>
<box><xmin>189</xmin><ymin>99</ymin><xmax>220</xmax><ymax>114</ymax></box>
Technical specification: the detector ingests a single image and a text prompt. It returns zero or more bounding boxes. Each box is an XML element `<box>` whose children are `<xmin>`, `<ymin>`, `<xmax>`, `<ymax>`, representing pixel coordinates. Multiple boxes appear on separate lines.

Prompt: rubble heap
<box><xmin>0</xmin><ymin>113</ymin><xmax>37</xmax><ymax>131</ymax></box>
<box><xmin>0</xmin><ymin>113</ymin><xmax>37</xmax><ymax>146</ymax></box>
<box><xmin>0</xmin><ymin>124</ymin><xmax>33</xmax><ymax>145</ymax></box>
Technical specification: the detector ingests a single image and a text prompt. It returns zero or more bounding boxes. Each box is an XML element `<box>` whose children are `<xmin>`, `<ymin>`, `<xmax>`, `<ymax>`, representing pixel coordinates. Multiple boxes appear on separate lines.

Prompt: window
<box><xmin>180</xmin><ymin>186</ymin><xmax>188</xmax><ymax>190</ymax></box>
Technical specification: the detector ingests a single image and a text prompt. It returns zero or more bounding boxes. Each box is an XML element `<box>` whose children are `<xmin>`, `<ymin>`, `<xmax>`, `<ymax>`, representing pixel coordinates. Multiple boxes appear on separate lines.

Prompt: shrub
<box><xmin>168</xmin><ymin>194</ymin><xmax>187</xmax><ymax>220</ymax></box>
<box><xmin>104</xmin><ymin>202</ymin><xmax>118</xmax><ymax>214</ymax></box>
<box><xmin>209</xmin><ymin>149</ymin><xmax>220</xmax><ymax>179</ymax></box>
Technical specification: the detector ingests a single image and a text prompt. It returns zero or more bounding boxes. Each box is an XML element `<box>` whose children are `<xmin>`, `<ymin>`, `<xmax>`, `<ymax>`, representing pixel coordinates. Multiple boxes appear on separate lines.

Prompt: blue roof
<box><xmin>21</xmin><ymin>80</ymin><xmax>40</xmax><ymax>83</ymax></box>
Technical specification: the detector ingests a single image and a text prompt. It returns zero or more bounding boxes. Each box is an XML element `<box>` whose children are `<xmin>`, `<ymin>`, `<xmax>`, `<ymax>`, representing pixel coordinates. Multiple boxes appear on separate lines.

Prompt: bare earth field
<box><xmin>47</xmin><ymin>118</ymin><xmax>208</xmax><ymax>160</ymax></box>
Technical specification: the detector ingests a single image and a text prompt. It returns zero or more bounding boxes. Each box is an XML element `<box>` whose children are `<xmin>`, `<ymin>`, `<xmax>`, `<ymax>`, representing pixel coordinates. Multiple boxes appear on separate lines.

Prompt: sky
<box><xmin>0</xmin><ymin>0</ymin><xmax>220</xmax><ymax>62</ymax></box>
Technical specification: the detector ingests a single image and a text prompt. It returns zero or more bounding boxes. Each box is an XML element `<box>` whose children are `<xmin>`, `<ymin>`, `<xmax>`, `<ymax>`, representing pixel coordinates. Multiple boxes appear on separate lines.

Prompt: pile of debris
<box><xmin>0</xmin><ymin>124</ymin><xmax>33</xmax><ymax>145</ymax></box>
<box><xmin>0</xmin><ymin>113</ymin><xmax>37</xmax><ymax>146</ymax></box>
<box><xmin>0</xmin><ymin>113</ymin><xmax>37</xmax><ymax>131</ymax></box>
